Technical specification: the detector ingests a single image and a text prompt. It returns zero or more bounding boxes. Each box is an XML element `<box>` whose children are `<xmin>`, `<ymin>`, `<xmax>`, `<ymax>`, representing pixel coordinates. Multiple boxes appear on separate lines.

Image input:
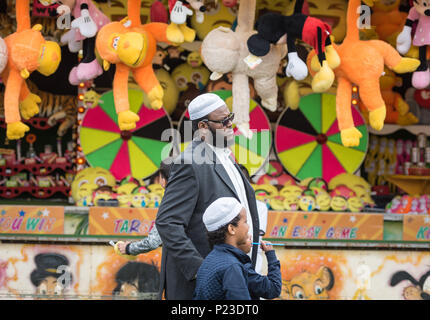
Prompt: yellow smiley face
<box><xmin>280</xmin><ymin>185</ymin><xmax>303</xmax><ymax>199</ymax></box>
<box><xmin>71</xmin><ymin>167</ymin><xmax>116</xmax><ymax>203</ymax></box>
<box><xmin>316</xmin><ymin>193</ymin><xmax>331</xmax><ymax>211</ymax></box>
<box><xmin>330</xmin><ymin>196</ymin><xmax>348</xmax><ymax>212</ymax></box>
<box><xmin>283</xmin><ymin>195</ymin><xmax>299</xmax><ymax>211</ymax></box>
<box><xmin>117</xmin><ymin>194</ymin><xmax>131</xmax><ymax>207</ymax></box>
<box><xmin>190</xmin><ymin>1</ymin><xmax>237</xmax><ymax>40</ymax></box>
<box><xmin>299</xmin><ymin>195</ymin><xmax>316</xmax><ymax>211</ymax></box>
<box><xmin>155</xmin><ymin>68</ymin><xmax>179</xmax><ymax>115</ymax></box>
<box><xmin>270</xmin><ymin>196</ymin><xmax>286</xmax><ymax>211</ymax></box>
<box><xmin>83</xmin><ymin>90</ymin><xmax>101</xmax><ymax>108</ymax></box>
<box><xmin>305</xmin><ymin>0</ymin><xmax>348</xmax><ymax>42</ymax></box>
<box><xmin>131</xmin><ymin>194</ymin><xmax>148</xmax><ymax>208</ymax></box>
<box><xmin>347</xmin><ymin>197</ymin><xmax>364</xmax><ymax>212</ymax></box>
<box><xmin>172</xmin><ymin>62</ymin><xmax>210</xmax><ymax>92</ymax></box>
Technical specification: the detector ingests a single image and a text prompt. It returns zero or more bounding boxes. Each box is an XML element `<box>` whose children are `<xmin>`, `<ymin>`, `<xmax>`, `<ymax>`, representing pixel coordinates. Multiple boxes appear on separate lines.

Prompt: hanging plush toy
<box><xmin>201</xmin><ymin>0</ymin><xmax>287</xmax><ymax>139</ymax></box>
<box><xmin>308</xmin><ymin>0</ymin><xmax>420</xmax><ymax>147</ymax></box>
<box><xmin>363</xmin><ymin>68</ymin><xmax>418</xmax><ymax>126</ymax></box>
<box><xmin>167</xmin><ymin>0</ymin><xmax>206</xmax><ymax>43</ymax></box>
<box><xmin>96</xmin><ymin>0</ymin><xmax>186</xmax><ymax>131</ymax></box>
<box><xmin>39</xmin><ymin>0</ymin><xmax>110</xmax><ymax>86</ymax></box>
<box><xmin>397</xmin><ymin>0</ymin><xmax>430</xmax><ymax>89</ymax></box>
<box><xmin>246</xmin><ymin>0</ymin><xmax>341</xmax><ymax>93</ymax></box>
<box><xmin>1</xmin><ymin>0</ymin><xmax>61</xmax><ymax>140</ymax></box>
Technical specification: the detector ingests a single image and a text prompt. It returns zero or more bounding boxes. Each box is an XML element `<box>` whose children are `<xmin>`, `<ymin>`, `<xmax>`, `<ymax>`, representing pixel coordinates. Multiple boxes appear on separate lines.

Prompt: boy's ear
<box><xmin>227</xmin><ymin>224</ymin><xmax>236</xmax><ymax>235</ymax></box>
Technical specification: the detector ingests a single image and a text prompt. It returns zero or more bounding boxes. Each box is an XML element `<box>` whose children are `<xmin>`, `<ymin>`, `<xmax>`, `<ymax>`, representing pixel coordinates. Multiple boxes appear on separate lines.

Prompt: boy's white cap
<box><xmin>203</xmin><ymin>197</ymin><xmax>244</xmax><ymax>232</ymax></box>
<box><xmin>188</xmin><ymin>93</ymin><xmax>226</xmax><ymax>120</ymax></box>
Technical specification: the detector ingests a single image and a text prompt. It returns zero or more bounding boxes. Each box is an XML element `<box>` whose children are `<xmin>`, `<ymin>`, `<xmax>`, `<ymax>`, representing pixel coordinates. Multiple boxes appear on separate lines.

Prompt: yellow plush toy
<box><xmin>92</xmin><ymin>186</ymin><xmax>116</xmax><ymax>206</ymax></box>
<box><xmin>280</xmin><ymin>185</ymin><xmax>305</xmax><ymax>199</ymax></box>
<box><xmin>328</xmin><ymin>173</ymin><xmax>374</xmax><ymax>207</ymax></box>
<box><xmin>269</xmin><ymin>195</ymin><xmax>286</xmax><ymax>211</ymax></box>
<box><xmin>71</xmin><ymin>167</ymin><xmax>116</xmax><ymax>205</ymax></box>
<box><xmin>171</xmin><ymin>51</ymin><xmax>210</xmax><ymax>92</ymax></box>
<box><xmin>298</xmin><ymin>190</ymin><xmax>316</xmax><ymax>211</ymax></box>
<box><xmin>167</xmin><ymin>0</ymin><xmax>198</xmax><ymax>44</ymax></box>
<box><xmin>347</xmin><ymin>196</ymin><xmax>364</xmax><ymax>212</ymax></box>
<box><xmin>330</xmin><ymin>196</ymin><xmax>348</xmax><ymax>211</ymax></box>
<box><xmin>190</xmin><ymin>1</ymin><xmax>237</xmax><ymax>40</ymax></box>
<box><xmin>130</xmin><ymin>193</ymin><xmax>149</xmax><ymax>208</ymax></box>
<box><xmin>283</xmin><ymin>195</ymin><xmax>299</xmax><ymax>211</ymax></box>
<box><xmin>147</xmin><ymin>192</ymin><xmax>163</xmax><ymax>208</ymax></box>
<box><xmin>155</xmin><ymin>68</ymin><xmax>179</xmax><ymax>115</ymax></box>
<box><xmin>2</xmin><ymin>0</ymin><xmax>61</xmax><ymax>140</ymax></box>
<box><xmin>117</xmin><ymin>193</ymin><xmax>132</xmax><ymax>207</ymax></box>
<box><xmin>294</xmin><ymin>0</ymin><xmax>348</xmax><ymax>43</ymax></box>
<box><xmin>253</xmin><ymin>184</ymin><xmax>278</xmax><ymax>207</ymax></box>
<box><xmin>116</xmin><ymin>176</ymin><xmax>140</xmax><ymax>195</ymax></box>
<box><xmin>315</xmin><ymin>191</ymin><xmax>331</xmax><ymax>211</ymax></box>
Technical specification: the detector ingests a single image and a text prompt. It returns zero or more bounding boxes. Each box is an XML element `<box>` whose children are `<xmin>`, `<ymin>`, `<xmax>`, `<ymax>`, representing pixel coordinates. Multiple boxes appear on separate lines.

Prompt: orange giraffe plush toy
<box><xmin>96</xmin><ymin>0</ymin><xmax>186</xmax><ymax>131</ymax></box>
<box><xmin>1</xmin><ymin>0</ymin><xmax>61</xmax><ymax>140</ymax></box>
<box><xmin>309</xmin><ymin>0</ymin><xmax>420</xmax><ymax>147</ymax></box>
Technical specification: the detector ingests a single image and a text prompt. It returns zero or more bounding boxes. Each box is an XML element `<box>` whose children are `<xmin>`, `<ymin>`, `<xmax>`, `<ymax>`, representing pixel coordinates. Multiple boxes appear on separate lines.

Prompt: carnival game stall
<box><xmin>0</xmin><ymin>0</ymin><xmax>430</xmax><ymax>300</ymax></box>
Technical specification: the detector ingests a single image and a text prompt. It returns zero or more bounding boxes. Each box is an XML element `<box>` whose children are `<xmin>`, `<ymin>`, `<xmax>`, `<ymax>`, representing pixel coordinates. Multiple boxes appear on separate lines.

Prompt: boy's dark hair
<box><xmin>159</xmin><ymin>157</ymin><xmax>173</xmax><ymax>181</ymax></box>
<box><xmin>150</xmin><ymin>157</ymin><xmax>173</xmax><ymax>184</ymax></box>
<box><xmin>207</xmin><ymin>213</ymin><xmax>241</xmax><ymax>248</ymax></box>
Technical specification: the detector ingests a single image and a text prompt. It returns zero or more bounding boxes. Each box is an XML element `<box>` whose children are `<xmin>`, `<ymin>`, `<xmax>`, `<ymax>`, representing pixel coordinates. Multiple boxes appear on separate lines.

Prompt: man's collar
<box><xmin>206</xmin><ymin>142</ymin><xmax>232</xmax><ymax>158</ymax></box>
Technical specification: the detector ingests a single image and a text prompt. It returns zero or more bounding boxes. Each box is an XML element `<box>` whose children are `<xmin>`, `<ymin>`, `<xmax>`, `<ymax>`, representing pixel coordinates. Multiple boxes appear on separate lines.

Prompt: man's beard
<box><xmin>207</xmin><ymin>126</ymin><xmax>235</xmax><ymax>148</ymax></box>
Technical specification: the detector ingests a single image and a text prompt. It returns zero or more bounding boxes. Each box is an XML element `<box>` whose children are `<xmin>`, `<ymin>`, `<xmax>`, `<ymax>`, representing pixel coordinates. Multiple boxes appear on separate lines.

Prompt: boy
<box><xmin>193</xmin><ymin>197</ymin><xmax>282</xmax><ymax>300</ymax></box>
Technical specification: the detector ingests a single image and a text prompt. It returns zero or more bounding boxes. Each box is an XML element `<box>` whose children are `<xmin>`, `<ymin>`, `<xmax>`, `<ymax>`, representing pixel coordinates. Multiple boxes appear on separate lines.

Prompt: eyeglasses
<box><xmin>202</xmin><ymin>113</ymin><xmax>235</xmax><ymax>127</ymax></box>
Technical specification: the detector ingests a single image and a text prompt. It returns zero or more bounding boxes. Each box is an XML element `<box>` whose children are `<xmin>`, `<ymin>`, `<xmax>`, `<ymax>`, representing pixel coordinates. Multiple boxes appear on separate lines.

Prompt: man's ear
<box><xmin>198</xmin><ymin>119</ymin><xmax>209</xmax><ymax>130</ymax></box>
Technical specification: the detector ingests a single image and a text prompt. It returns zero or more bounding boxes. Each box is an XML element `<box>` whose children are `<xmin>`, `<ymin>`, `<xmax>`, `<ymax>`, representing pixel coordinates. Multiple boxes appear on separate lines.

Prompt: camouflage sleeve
<box><xmin>127</xmin><ymin>226</ymin><xmax>162</xmax><ymax>255</ymax></box>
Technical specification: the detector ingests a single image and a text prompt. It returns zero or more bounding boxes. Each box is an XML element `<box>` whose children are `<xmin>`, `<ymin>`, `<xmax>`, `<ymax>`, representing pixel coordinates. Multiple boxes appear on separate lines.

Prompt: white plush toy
<box><xmin>0</xmin><ymin>37</ymin><xmax>7</xmax><ymax>75</ymax></box>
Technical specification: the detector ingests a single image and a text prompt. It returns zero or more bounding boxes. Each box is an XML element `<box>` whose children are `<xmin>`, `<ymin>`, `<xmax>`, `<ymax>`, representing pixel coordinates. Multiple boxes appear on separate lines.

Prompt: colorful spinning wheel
<box><xmin>79</xmin><ymin>89</ymin><xmax>173</xmax><ymax>180</ymax></box>
<box><xmin>274</xmin><ymin>93</ymin><xmax>368</xmax><ymax>182</ymax></box>
<box><xmin>177</xmin><ymin>90</ymin><xmax>272</xmax><ymax>176</ymax></box>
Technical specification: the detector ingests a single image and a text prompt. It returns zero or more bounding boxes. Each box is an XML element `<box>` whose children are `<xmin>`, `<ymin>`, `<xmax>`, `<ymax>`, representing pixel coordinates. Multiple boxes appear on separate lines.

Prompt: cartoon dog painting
<box><xmin>390</xmin><ymin>270</ymin><xmax>430</xmax><ymax>300</ymax></box>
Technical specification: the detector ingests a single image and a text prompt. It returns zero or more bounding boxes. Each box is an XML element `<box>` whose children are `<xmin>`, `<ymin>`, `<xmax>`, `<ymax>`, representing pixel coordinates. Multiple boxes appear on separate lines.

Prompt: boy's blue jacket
<box><xmin>193</xmin><ymin>243</ymin><xmax>282</xmax><ymax>300</ymax></box>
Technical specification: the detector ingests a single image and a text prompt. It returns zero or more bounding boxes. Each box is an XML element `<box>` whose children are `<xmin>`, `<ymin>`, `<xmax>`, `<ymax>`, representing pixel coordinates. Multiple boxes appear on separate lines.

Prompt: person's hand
<box><xmin>260</xmin><ymin>240</ymin><xmax>273</xmax><ymax>252</ymax></box>
<box><xmin>116</xmin><ymin>241</ymin><xmax>131</xmax><ymax>254</ymax></box>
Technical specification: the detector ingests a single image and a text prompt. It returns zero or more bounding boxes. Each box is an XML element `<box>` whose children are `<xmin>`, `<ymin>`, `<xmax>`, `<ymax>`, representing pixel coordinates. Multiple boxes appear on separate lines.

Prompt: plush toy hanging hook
<box><xmin>1</xmin><ymin>0</ymin><xmax>61</xmax><ymax>140</ymax></box>
<box><xmin>96</xmin><ymin>0</ymin><xmax>186</xmax><ymax>131</ymax></box>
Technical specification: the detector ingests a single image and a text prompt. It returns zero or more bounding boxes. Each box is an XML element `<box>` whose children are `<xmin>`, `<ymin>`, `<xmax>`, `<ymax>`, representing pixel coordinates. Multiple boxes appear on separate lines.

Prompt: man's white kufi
<box><xmin>188</xmin><ymin>93</ymin><xmax>226</xmax><ymax>120</ymax></box>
